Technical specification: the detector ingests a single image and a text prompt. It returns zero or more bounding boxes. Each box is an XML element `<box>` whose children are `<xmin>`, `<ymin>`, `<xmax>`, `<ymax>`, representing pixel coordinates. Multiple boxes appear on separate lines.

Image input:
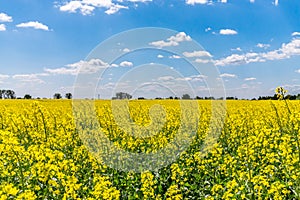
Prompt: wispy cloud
<box><xmin>256</xmin><ymin>43</ymin><xmax>270</xmax><ymax>49</ymax></box>
<box><xmin>183</xmin><ymin>50</ymin><xmax>212</xmax><ymax>57</ymax></box>
<box><xmin>292</xmin><ymin>32</ymin><xmax>300</xmax><ymax>37</ymax></box>
<box><xmin>16</xmin><ymin>21</ymin><xmax>49</xmax><ymax>31</ymax></box>
<box><xmin>220</xmin><ymin>73</ymin><xmax>237</xmax><ymax>78</ymax></box>
<box><xmin>244</xmin><ymin>77</ymin><xmax>256</xmax><ymax>81</ymax></box>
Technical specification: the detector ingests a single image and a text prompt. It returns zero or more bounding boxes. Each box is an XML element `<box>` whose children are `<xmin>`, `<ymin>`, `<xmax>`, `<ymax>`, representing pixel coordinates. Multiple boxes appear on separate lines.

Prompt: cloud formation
<box><xmin>45</xmin><ymin>59</ymin><xmax>109</xmax><ymax>75</ymax></box>
<box><xmin>58</xmin><ymin>0</ymin><xmax>143</xmax><ymax>15</ymax></box>
<box><xmin>220</xmin><ymin>73</ymin><xmax>237</xmax><ymax>78</ymax></box>
<box><xmin>183</xmin><ymin>50</ymin><xmax>212</xmax><ymax>58</ymax></box>
<box><xmin>0</xmin><ymin>13</ymin><xmax>13</xmax><ymax>22</ymax></box>
<box><xmin>16</xmin><ymin>21</ymin><xmax>49</xmax><ymax>31</ymax></box>
<box><xmin>216</xmin><ymin>38</ymin><xmax>300</xmax><ymax>66</ymax></box>
<box><xmin>219</xmin><ymin>29</ymin><xmax>238</xmax><ymax>35</ymax></box>
<box><xmin>149</xmin><ymin>32</ymin><xmax>191</xmax><ymax>48</ymax></box>
<box><xmin>0</xmin><ymin>24</ymin><xmax>6</xmax><ymax>31</ymax></box>
<box><xmin>119</xmin><ymin>61</ymin><xmax>133</xmax><ymax>67</ymax></box>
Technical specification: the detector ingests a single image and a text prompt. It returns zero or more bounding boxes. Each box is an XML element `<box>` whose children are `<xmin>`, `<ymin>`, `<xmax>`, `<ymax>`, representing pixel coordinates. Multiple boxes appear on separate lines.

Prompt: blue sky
<box><xmin>0</xmin><ymin>0</ymin><xmax>300</xmax><ymax>99</ymax></box>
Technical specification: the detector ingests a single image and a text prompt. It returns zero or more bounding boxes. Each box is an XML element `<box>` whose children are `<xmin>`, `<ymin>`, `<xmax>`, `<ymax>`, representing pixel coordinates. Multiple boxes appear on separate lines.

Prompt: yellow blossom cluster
<box><xmin>0</xmin><ymin>99</ymin><xmax>299</xmax><ymax>199</ymax></box>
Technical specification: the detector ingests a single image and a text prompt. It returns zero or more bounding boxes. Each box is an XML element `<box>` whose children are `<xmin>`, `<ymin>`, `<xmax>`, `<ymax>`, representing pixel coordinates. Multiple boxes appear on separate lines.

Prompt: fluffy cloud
<box><xmin>0</xmin><ymin>13</ymin><xmax>13</xmax><ymax>22</ymax></box>
<box><xmin>220</xmin><ymin>73</ymin><xmax>237</xmax><ymax>78</ymax></box>
<box><xmin>250</xmin><ymin>0</ymin><xmax>255</xmax><ymax>3</ymax></box>
<box><xmin>274</xmin><ymin>0</ymin><xmax>279</xmax><ymax>6</ymax></box>
<box><xmin>183</xmin><ymin>50</ymin><xmax>212</xmax><ymax>58</ymax></box>
<box><xmin>16</xmin><ymin>21</ymin><xmax>49</xmax><ymax>31</ymax></box>
<box><xmin>244</xmin><ymin>77</ymin><xmax>256</xmax><ymax>81</ymax></box>
<box><xmin>219</xmin><ymin>29</ymin><xmax>238</xmax><ymax>35</ymax></box>
<box><xmin>216</xmin><ymin>38</ymin><xmax>300</xmax><ymax>66</ymax></box>
<box><xmin>149</xmin><ymin>32</ymin><xmax>191</xmax><ymax>48</ymax></box>
<box><xmin>0</xmin><ymin>24</ymin><xmax>6</xmax><ymax>31</ymax></box>
<box><xmin>45</xmin><ymin>59</ymin><xmax>109</xmax><ymax>75</ymax></box>
<box><xmin>59</xmin><ymin>0</ymin><xmax>130</xmax><ymax>15</ymax></box>
<box><xmin>157</xmin><ymin>54</ymin><xmax>164</xmax><ymax>58</ymax></box>
<box><xmin>295</xmin><ymin>69</ymin><xmax>300</xmax><ymax>74</ymax></box>
<box><xmin>119</xmin><ymin>61</ymin><xmax>133</xmax><ymax>67</ymax></box>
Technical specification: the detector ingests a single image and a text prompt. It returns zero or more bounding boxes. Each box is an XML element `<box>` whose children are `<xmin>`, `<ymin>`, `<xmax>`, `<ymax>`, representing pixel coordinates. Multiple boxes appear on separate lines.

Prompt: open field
<box><xmin>0</xmin><ymin>100</ymin><xmax>299</xmax><ymax>199</ymax></box>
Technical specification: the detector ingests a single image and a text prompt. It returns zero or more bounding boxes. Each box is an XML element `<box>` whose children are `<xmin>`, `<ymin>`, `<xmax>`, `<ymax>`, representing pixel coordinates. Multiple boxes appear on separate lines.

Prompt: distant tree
<box><xmin>182</xmin><ymin>94</ymin><xmax>191</xmax><ymax>100</ymax></box>
<box><xmin>24</xmin><ymin>94</ymin><xmax>32</xmax><ymax>99</ymax></box>
<box><xmin>4</xmin><ymin>90</ymin><xmax>16</xmax><ymax>99</ymax></box>
<box><xmin>168</xmin><ymin>96</ymin><xmax>174</xmax><ymax>99</ymax></box>
<box><xmin>174</xmin><ymin>97</ymin><xmax>180</xmax><ymax>100</ymax></box>
<box><xmin>65</xmin><ymin>93</ymin><xmax>72</xmax><ymax>99</ymax></box>
<box><xmin>116</xmin><ymin>92</ymin><xmax>132</xmax><ymax>99</ymax></box>
<box><xmin>138</xmin><ymin>97</ymin><xmax>145</xmax><ymax>100</ymax></box>
<box><xmin>0</xmin><ymin>90</ymin><xmax>5</xmax><ymax>99</ymax></box>
<box><xmin>195</xmin><ymin>96</ymin><xmax>203</xmax><ymax>100</ymax></box>
<box><xmin>53</xmin><ymin>93</ymin><xmax>62</xmax><ymax>99</ymax></box>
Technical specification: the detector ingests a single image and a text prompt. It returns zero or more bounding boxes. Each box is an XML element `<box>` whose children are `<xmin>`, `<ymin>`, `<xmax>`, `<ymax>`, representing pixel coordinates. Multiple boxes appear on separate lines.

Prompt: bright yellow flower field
<box><xmin>0</xmin><ymin>100</ymin><xmax>299</xmax><ymax>199</ymax></box>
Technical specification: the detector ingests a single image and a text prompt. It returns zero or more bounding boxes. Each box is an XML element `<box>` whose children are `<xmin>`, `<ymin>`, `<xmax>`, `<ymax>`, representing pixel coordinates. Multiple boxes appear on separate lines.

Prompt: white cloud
<box><xmin>12</xmin><ymin>73</ymin><xmax>48</xmax><ymax>84</ymax></box>
<box><xmin>119</xmin><ymin>61</ymin><xmax>133</xmax><ymax>67</ymax></box>
<box><xmin>231</xmin><ymin>47</ymin><xmax>242</xmax><ymax>51</ymax></box>
<box><xmin>0</xmin><ymin>74</ymin><xmax>9</xmax><ymax>79</ymax></box>
<box><xmin>149</xmin><ymin>32</ymin><xmax>191</xmax><ymax>48</ymax></box>
<box><xmin>0</xmin><ymin>24</ymin><xmax>6</xmax><ymax>31</ymax></box>
<box><xmin>183</xmin><ymin>50</ymin><xmax>212</xmax><ymax>57</ymax></box>
<box><xmin>216</xmin><ymin>38</ymin><xmax>300</xmax><ymax>66</ymax></box>
<box><xmin>274</xmin><ymin>0</ymin><xmax>278</xmax><ymax>6</ymax></box>
<box><xmin>195</xmin><ymin>58</ymin><xmax>212</xmax><ymax>63</ymax></box>
<box><xmin>126</xmin><ymin>0</ymin><xmax>152</xmax><ymax>2</ymax></box>
<box><xmin>292</xmin><ymin>32</ymin><xmax>300</xmax><ymax>37</ymax></box>
<box><xmin>169</xmin><ymin>55</ymin><xmax>181</xmax><ymax>59</ymax></box>
<box><xmin>219</xmin><ymin>29</ymin><xmax>238</xmax><ymax>35</ymax></box>
<box><xmin>220</xmin><ymin>73</ymin><xmax>237</xmax><ymax>78</ymax></box>
<box><xmin>220</xmin><ymin>0</ymin><xmax>227</xmax><ymax>3</ymax></box>
<box><xmin>205</xmin><ymin>27</ymin><xmax>211</xmax><ymax>32</ymax></box>
<box><xmin>158</xmin><ymin>76</ymin><xmax>174</xmax><ymax>81</ymax></box>
<box><xmin>257</xmin><ymin>43</ymin><xmax>270</xmax><ymax>49</ymax></box>
<box><xmin>186</xmin><ymin>0</ymin><xmax>209</xmax><ymax>5</ymax></box>
<box><xmin>16</xmin><ymin>21</ymin><xmax>49</xmax><ymax>31</ymax></box>
<box><xmin>59</xmin><ymin>0</ymin><xmax>128</xmax><ymax>15</ymax></box>
<box><xmin>157</xmin><ymin>54</ymin><xmax>164</xmax><ymax>58</ymax></box>
<box><xmin>250</xmin><ymin>0</ymin><xmax>255</xmax><ymax>3</ymax></box>
<box><xmin>123</xmin><ymin>48</ymin><xmax>130</xmax><ymax>53</ymax></box>
<box><xmin>0</xmin><ymin>13</ymin><xmax>13</xmax><ymax>22</ymax></box>
<box><xmin>59</xmin><ymin>1</ymin><xmax>95</xmax><ymax>15</ymax></box>
<box><xmin>45</xmin><ymin>59</ymin><xmax>109</xmax><ymax>75</ymax></box>
<box><xmin>295</xmin><ymin>69</ymin><xmax>300</xmax><ymax>74</ymax></box>
<box><xmin>244</xmin><ymin>77</ymin><xmax>256</xmax><ymax>81</ymax></box>
<box><xmin>105</xmin><ymin>4</ymin><xmax>128</xmax><ymax>15</ymax></box>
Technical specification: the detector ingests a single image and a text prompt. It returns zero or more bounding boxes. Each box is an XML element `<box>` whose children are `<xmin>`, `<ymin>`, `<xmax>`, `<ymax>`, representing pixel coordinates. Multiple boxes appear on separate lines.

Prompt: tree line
<box><xmin>0</xmin><ymin>90</ymin><xmax>73</xmax><ymax>99</ymax></box>
<box><xmin>1</xmin><ymin>90</ymin><xmax>300</xmax><ymax>100</ymax></box>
